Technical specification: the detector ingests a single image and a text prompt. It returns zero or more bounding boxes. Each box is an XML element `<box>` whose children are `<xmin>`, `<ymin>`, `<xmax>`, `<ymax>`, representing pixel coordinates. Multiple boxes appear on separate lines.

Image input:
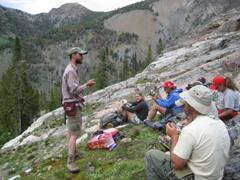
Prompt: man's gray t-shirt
<box><xmin>217</xmin><ymin>88</ymin><xmax>239</xmax><ymax>111</ymax></box>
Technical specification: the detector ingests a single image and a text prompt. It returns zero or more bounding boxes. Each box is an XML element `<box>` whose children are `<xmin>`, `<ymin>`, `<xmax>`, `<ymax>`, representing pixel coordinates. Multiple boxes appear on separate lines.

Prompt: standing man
<box><xmin>144</xmin><ymin>85</ymin><xmax>230</xmax><ymax>180</ymax></box>
<box><xmin>62</xmin><ymin>47</ymin><xmax>96</xmax><ymax>173</ymax></box>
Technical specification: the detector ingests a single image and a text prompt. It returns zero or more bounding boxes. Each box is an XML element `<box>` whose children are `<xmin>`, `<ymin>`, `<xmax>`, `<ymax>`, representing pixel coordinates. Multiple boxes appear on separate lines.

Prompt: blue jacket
<box><xmin>156</xmin><ymin>88</ymin><xmax>183</xmax><ymax>112</ymax></box>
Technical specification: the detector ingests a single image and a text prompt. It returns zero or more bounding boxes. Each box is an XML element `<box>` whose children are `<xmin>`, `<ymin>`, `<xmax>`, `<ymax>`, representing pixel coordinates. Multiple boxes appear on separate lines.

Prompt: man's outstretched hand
<box><xmin>86</xmin><ymin>79</ymin><xmax>96</xmax><ymax>86</ymax></box>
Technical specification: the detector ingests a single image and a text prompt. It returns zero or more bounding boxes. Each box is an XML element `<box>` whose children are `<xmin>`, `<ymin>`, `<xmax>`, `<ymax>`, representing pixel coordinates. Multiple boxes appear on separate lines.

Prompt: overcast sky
<box><xmin>0</xmin><ymin>0</ymin><xmax>144</xmax><ymax>15</ymax></box>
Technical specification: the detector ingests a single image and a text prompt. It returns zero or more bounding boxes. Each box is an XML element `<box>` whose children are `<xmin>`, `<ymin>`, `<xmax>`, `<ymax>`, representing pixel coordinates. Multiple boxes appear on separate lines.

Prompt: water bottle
<box><xmin>150</xmin><ymin>90</ymin><xmax>155</xmax><ymax>97</ymax></box>
<box><xmin>109</xmin><ymin>143</ymin><xmax>117</xmax><ymax>150</ymax></box>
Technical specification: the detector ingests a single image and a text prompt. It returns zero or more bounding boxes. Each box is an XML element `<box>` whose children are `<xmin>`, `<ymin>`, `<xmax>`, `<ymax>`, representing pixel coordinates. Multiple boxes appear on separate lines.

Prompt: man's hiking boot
<box><xmin>67</xmin><ymin>154</ymin><xmax>80</xmax><ymax>173</ymax></box>
<box><xmin>66</xmin><ymin>150</ymin><xmax>85</xmax><ymax>159</ymax></box>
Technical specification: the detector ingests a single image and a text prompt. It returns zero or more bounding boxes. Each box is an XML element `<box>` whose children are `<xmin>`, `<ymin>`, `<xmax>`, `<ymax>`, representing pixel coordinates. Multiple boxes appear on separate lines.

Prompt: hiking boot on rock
<box><xmin>66</xmin><ymin>150</ymin><xmax>85</xmax><ymax>158</ymax></box>
<box><xmin>67</xmin><ymin>154</ymin><xmax>80</xmax><ymax>173</ymax></box>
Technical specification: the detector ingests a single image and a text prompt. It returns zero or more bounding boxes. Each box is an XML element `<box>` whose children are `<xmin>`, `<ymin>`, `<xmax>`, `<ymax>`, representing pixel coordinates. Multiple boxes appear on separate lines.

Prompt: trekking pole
<box><xmin>64</xmin><ymin>112</ymin><xmax>66</xmax><ymax>125</ymax></box>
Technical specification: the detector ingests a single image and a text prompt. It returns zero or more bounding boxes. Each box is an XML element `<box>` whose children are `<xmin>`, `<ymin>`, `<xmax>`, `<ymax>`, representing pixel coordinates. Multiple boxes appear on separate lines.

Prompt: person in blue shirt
<box><xmin>144</xmin><ymin>81</ymin><xmax>183</xmax><ymax>122</ymax></box>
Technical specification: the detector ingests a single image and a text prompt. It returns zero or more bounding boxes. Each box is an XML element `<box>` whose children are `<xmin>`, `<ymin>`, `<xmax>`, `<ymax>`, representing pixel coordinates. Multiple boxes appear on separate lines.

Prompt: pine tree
<box><xmin>46</xmin><ymin>85</ymin><xmax>63</xmax><ymax>112</ymax></box>
<box><xmin>96</xmin><ymin>47</ymin><xmax>110</xmax><ymax>90</ymax></box>
<box><xmin>146</xmin><ymin>44</ymin><xmax>152</xmax><ymax>65</ymax></box>
<box><xmin>39</xmin><ymin>91</ymin><xmax>47</xmax><ymax>110</ymax></box>
<box><xmin>131</xmin><ymin>53</ymin><xmax>138</xmax><ymax>76</ymax></box>
<box><xmin>10</xmin><ymin>34</ymin><xmax>23</xmax><ymax>135</ymax></box>
<box><xmin>141</xmin><ymin>44</ymin><xmax>152</xmax><ymax>71</ymax></box>
<box><xmin>156</xmin><ymin>37</ymin><xmax>164</xmax><ymax>55</ymax></box>
<box><xmin>54</xmin><ymin>84</ymin><xmax>62</xmax><ymax>109</ymax></box>
<box><xmin>120</xmin><ymin>54</ymin><xmax>130</xmax><ymax>81</ymax></box>
<box><xmin>0</xmin><ymin>34</ymin><xmax>40</xmax><ymax>146</ymax></box>
<box><xmin>0</xmin><ymin>70</ymin><xmax>15</xmax><ymax>143</ymax></box>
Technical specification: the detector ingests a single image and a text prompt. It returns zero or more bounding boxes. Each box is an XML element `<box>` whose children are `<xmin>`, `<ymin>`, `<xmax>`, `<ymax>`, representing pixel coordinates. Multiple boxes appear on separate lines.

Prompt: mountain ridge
<box><xmin>0</xmin><ymin>0</ymin><xmax>240</xmax><ymax>94</ymax></box>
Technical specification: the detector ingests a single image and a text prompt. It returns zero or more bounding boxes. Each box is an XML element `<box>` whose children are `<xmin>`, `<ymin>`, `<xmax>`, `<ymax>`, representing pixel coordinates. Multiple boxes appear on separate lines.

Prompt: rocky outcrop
<box><xmin>222</xmin><ymin>51</ymin><xmax>240</xmax><ymax>78</ymax></box>
<box><xmin>225</xmin><ymin>115</ymin><xmax>240</xmax><ymax>179</ymax></box>
<box><xmin>218</xmin><ymin>14</ymin><xmax>240</xmax><ymax>32</ymax></box>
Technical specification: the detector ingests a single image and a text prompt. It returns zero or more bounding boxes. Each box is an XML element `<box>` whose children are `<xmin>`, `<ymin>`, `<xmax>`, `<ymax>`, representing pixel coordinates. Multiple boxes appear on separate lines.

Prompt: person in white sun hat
<box><xmin>144</xmin><ymin>85</ymin><xmax>230</xmax><ymax>180</ymax></box>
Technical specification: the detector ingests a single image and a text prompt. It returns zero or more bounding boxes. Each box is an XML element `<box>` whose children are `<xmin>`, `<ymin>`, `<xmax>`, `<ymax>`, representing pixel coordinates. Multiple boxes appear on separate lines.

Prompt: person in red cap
<box><xmin>210</xmin><ymin>76</ymin><xmax>239</xmax><ymax>120</ymax></box>
<box><xmin>144</xmin><ymin>80</ymin><xmax>183</xmax><ymax>124</ymax></box>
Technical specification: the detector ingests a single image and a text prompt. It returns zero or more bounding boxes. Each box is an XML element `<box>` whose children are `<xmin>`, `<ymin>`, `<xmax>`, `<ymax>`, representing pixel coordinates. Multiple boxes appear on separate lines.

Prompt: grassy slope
<box><xmin>0</xmin><ymin>110</ymin><xmax>165</xmax><ymax>180</ymax></box>
<box><xmin>22</xmin><ymin>125</ymin><xmax>163</xmax><ymax>180</ymax></box>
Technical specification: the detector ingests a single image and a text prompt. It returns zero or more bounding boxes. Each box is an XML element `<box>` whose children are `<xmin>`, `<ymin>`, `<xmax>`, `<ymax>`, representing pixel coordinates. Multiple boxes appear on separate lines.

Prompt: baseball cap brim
<box><xmin>209</xmin><ymin>84</ymin><xmax>218</xmax><ymax>90</ymax></box>
<box><xmin>175</xmin><ymin>98</ymin><xmax>185</xmax><ymax>106</ymax></box>
<box><xmin>78</xmin><ymin>50</ymin><xmax>88</xmax><ymax>55</ymax></box>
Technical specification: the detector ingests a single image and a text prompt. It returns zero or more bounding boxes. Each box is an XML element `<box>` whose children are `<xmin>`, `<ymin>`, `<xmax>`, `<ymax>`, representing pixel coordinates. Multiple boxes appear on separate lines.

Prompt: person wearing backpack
<box><xmin>120</xmin><ymin>91</ymin><xmax>149</xmax><ymax>124</ymax></box>
<box><xmin>144</xmin><ymin>81</ymin><xmax>183</xmax><ymax>123</ymax></box>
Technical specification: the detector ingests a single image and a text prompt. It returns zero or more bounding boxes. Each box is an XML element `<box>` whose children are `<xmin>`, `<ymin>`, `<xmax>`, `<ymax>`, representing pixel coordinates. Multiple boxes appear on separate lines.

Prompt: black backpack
<box><xmin>100</xmin><ymin>110</ymin><xmax>124</xmax><ymax>129</ymax></box>
<box><xmin>144</xmin><ymin>112</ymin><xmax>185</xmax><ymax>132</ymax></box>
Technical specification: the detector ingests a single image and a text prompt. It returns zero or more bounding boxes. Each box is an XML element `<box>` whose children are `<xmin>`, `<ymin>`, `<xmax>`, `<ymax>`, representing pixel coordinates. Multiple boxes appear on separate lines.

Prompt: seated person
<box><xmin>186</xmin><ymin>81</ymin><xmax>218</xmax><ymax>116</ymax></box>
<box><xmin>144</xmin><ymin>81</ymin><xmax>183</xmax><ymax>122</ymax></box>
<box><xmin>210</xmin><ymin>76</ymin><xmax>239</xmax><ymax>120</ymax></box>
<box><xmin>185</xmin><ymin>80</ymin><xmax>203</xmax><ymax>90</ymax></box>
<box><xmin>120</xmin><ymin>91</ymin><xmax>149</xmax><ymax>124</ymax></box>
<box><xmin>163</xmin><ymin>81</ymin><xmax>219</xmax><ymax>147</ymax></box>
<box><xmin>197</xmin><ymin>76</ymin><xmax>209</xmax><ymax>88</ymax></box>
<box><xmin>144</xmin><ymin>85</ymin><xmax>230</xmax><ymax>180</ymax></box>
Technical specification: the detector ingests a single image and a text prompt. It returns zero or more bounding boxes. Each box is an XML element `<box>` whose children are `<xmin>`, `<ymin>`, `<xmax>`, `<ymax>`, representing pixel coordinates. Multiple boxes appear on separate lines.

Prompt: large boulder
<box><xmin>224</xmin><ymin>114</ymin><xmax>240</xmax><ymax>180</ymax></box>
<box><xmin>222</xmin><ymin>51</ymin><xmax>240</xmax><ymax>74</ymax></box>
<box><xmin>218</xmin><ymin>15</ymin><xmax>240</xmax><ymax>32</ymax></box>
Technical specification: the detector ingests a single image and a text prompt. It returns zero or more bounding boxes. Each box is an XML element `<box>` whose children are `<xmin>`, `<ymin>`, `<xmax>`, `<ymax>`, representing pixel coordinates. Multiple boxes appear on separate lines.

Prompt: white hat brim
<box><xmin>179</xmin><ymin>91</ymin><xmax>216</xmax><ymax>115</ymax></box>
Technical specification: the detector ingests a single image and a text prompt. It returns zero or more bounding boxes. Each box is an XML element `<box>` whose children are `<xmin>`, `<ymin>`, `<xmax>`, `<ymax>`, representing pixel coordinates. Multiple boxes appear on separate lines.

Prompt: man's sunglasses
<box><xmin>216</xmin><ymin>84</ymin><xmax>222</xmax><ymax>90</ymax></box>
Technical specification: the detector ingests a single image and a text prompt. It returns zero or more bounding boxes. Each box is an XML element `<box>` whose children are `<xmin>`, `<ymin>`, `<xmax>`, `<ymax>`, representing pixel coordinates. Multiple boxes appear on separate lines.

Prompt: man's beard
<box><xmin>76</xmin><ymin>58</ymin><xmax>82</xmax><ymax>64</ymax></box>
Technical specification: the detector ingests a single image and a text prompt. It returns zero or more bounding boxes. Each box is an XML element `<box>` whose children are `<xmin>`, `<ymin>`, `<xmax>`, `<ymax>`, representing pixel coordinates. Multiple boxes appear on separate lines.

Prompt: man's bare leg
<box><xmin>67</xmin><ymin>129</ymin><xmax>71</xmax><ymax>143</ymax></box>
<box><xmin>68</xmin><ymin>135</ymin><xmax>79</xmax><ymax>155</ymax></box>
<box><xmin>147</xmin><ymin>102</ymin><xmax>166</xmax><ymax>120</ymax></box>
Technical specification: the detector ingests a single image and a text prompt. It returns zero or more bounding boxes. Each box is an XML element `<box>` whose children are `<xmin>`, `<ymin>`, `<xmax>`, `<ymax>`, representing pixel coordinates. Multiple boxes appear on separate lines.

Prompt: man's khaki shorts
<box><xmin>67</xmin><ymin>106</ymin><xmax>82</xmax><ymax>136</ymax></box>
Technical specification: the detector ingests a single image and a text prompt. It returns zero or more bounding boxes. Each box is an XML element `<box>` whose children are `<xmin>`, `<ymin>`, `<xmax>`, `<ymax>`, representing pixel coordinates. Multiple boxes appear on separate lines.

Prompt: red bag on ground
<box><xmin>87</xmin><ymin>133</ymin><xmax>115</xmax><ymax>150</ymax></box>
<box><xmin>103</xmin><ymin>128</ymin><xmax>118</xmax><ymax>136</ymax></box>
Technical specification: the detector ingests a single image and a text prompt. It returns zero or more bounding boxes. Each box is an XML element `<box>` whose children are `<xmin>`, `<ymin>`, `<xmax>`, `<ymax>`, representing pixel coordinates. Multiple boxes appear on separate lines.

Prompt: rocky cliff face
<box><xmin>90</xmin><ymin>8</ymin><xmax>240</xmax><ymax>104</ymax></box>
<box><xmin>104</xmin><ymin>0</ymin><xmax>240</xmax><ymax>50</ymax></box>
